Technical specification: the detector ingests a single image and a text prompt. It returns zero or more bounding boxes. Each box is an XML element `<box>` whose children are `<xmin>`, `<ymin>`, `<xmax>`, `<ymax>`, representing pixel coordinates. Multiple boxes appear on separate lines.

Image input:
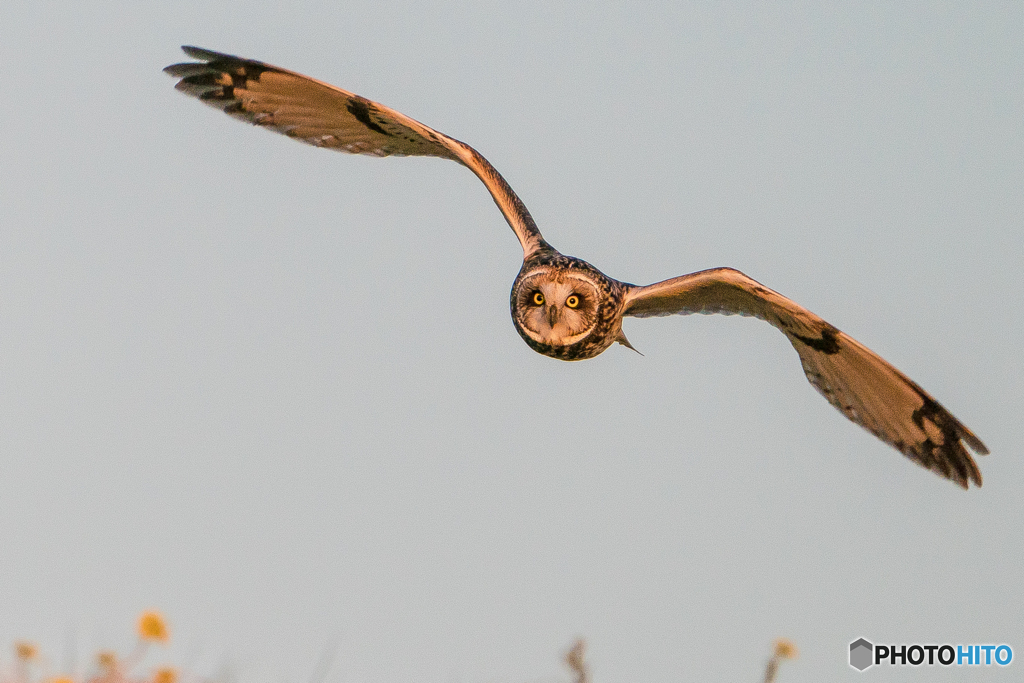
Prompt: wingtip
<box><xmin>180</xmin><ymin>45</ymin><xmax>233</xmax><ymax>62</ymax></box>
<box><xmin>964</xmin><ymin>431</ymin><xmax>990</xmax><ymax>457</ymax></box>
<box><xmin>955</xmin><ymin>451</ymin><xmax>984</xmax><ymax>490</ymax></box>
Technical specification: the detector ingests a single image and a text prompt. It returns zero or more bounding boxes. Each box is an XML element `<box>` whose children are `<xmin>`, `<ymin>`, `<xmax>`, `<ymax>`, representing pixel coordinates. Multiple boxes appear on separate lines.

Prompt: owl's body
<box><xmin>165</xmin><ymin>46</ymin><xmax>989</xmax><ymax>489</ymax></box>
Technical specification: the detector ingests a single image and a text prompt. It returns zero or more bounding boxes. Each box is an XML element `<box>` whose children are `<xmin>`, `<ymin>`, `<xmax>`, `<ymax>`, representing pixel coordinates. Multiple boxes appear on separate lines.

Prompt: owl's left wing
<box><xmin>622</xmin><ymin>267</ymin><xmax>988</xmax><ymax>488</ymax></box>
<box><xmin>163</xmin><ymin>46</ymin><xmax>549</xmax><ymax>259</ymax></box>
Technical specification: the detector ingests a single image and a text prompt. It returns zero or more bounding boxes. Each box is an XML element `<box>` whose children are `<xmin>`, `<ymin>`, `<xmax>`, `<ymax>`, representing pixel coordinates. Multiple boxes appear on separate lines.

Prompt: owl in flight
<box><xmin>165</xmin><ymin>46</ymin><xmax>988</xmax><ymax>488</ymax></box>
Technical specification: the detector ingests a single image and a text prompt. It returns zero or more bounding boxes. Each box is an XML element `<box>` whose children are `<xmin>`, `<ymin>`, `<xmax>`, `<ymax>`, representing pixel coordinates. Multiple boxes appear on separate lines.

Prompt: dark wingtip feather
<box><xmin>180</xmin><ymin>45</ymin><xmax>236</xmax><ymax>62</ymax></box>
<box><xmin>961</xmin><ymin>428</ymin><xmax>989</xmax><ymax>456</ymax></box>
<box><xmin>173</xmin><ymin>79</ymin><xmax>221</xmax><ymax>99</ymax></box>
<box><xmin>922</xmin><ymin>439</ymin><xmax>982</xmax><ymax>490</ymax></box>
<box><xmin>164</xmin><ymin>62</ymin><xmax>211</xmax><ymax>77</ymax></box>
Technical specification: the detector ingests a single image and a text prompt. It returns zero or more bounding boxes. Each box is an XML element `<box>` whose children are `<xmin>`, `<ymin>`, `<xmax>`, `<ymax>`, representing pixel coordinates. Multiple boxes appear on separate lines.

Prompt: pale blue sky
<box><xmin>1</xmin><ymin>3</ymin><xmax>1021</xmax><ymax>682</ymax></box>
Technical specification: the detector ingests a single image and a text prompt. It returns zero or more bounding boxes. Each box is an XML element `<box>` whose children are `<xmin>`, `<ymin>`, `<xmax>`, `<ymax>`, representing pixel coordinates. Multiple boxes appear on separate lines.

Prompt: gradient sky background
<box><xmin>1</xmin><ymin>2</ymin><xmax>1021</xmax><ymax>682</ymax></box>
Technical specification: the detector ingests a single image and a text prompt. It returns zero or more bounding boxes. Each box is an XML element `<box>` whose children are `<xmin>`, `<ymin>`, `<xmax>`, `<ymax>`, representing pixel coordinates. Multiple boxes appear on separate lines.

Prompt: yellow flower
<box><xmin>138</xmin><ymin>611</ymin><xmax>170</xmax><ymax>643</ymax></box>
<box><xmin>773</xmin><ymin>638</ymin><xmax>798</xmax><ymax>660</ymax></box>
<box><xmin>153</xmin><ymin>667</ymin><xmax>177</xmax><ymax>683</ymax></box>
<box><xmin>15</xmin><ymin>641</ymin><xmax>38</xmax><ymax>661</ymax></box>
<box><xmin>97</xmin><ymin>651</ymin><xmax>118</xmax><ymax>671</ymax></box>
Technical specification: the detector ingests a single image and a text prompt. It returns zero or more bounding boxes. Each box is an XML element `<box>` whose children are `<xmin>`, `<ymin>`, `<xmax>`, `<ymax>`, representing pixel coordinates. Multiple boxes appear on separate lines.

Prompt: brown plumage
<box><xmin>165</xmin><ymin>46</ymin><xmax>988</xmax><ymax>488</ymax></box>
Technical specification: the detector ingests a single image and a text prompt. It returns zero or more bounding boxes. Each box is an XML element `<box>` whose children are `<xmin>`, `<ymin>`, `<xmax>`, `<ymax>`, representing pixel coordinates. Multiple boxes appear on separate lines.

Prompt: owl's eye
<box><xmin>532</xmin><ymin>292</ymin><xmax>545</xmax><ymax>306</ymax></box>
<box><xmin>565</xmin><ymin>294</ymin><xmax>580</xmax><ymax>309</ymax></box>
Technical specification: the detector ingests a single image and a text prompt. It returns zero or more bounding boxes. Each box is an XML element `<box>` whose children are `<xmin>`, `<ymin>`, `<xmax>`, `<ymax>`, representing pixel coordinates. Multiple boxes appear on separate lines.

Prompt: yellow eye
<box><xmin>566</xmin><ymin>294</ymin><xmax>580</xmax><ymax>309</ymax></box>
<box><xmin>532</xmin><ymin>292</ymin><xmax>545</xmax><ymax>305</ymax></box>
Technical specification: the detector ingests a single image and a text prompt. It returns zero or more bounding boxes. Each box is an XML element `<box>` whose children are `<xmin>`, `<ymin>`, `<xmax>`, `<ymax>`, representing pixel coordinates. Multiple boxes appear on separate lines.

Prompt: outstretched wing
<box><xmin>622</xmin><ymin>267</ymin><xmax>988</xmax><ymax>488</ymax></box>
<box><xmin>164</xmin><ymin>46</ymin><xmax>550</xmax><ymax>259</ymax></box>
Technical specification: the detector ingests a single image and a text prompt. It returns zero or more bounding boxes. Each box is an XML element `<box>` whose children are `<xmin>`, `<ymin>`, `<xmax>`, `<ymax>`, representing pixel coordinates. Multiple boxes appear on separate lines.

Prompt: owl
<box><xmin>165</xmin><ymin>46</ymin><xmax>988</xmax><ymax>488</ymax></box>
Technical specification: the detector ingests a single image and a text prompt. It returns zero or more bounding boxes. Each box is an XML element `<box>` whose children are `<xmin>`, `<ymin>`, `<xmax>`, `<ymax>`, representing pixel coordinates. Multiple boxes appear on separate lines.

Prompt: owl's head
<box><xmin>511</xmin><ymin>265</ymin><xmax>612</xmax><ymax>360</ymax></box>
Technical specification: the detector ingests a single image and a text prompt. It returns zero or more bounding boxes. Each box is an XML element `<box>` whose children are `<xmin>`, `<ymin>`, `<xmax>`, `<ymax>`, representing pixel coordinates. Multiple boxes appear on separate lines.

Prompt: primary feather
<box><xmin>165</xmin><ymin>47</ymin><xmax>988</xmax><ymax>488</ymax></box>
<box><xmin>623</xmin><ymin>268</ymin><xmax>987</xmax><ymax>488</ymax></box>
<box><xmin>165</xmin><ymin>46</ymin><xmax>549</xmax><ymax>258</ymax></box>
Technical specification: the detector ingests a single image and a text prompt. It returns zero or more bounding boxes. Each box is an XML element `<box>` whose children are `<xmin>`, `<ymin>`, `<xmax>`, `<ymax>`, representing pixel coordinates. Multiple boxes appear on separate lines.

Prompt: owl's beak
<box><xmin>547</xmin><ymin>305</ymin><xmax>559</xmax><ymax>327</ymax></box>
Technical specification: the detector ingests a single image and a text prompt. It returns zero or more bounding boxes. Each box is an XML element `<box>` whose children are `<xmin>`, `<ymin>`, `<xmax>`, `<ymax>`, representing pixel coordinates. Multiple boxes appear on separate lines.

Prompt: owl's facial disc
<box><xmin>516</xmin><ymin>272</ymin><xmax>600</xmax><ymax>347</ymax></box>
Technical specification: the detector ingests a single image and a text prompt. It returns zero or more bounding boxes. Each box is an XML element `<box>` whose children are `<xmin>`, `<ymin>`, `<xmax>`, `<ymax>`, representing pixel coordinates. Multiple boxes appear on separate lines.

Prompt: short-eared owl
<box><xmin>165</xmin><ymin>46</ymin><xmax>988</xmax><ymax>488</ymax></box>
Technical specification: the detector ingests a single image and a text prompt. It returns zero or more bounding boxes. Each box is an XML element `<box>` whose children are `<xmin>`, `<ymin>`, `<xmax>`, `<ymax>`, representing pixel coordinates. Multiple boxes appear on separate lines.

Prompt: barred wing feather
<box><xmin>164</xmin><ymin>46</ymin><xmax>548</xmax><ymax>258</ymax></box>
<box><xmin>623</xmin><ymin>267</ymin><xmax>988</xmax><ymax>488</ymax></box>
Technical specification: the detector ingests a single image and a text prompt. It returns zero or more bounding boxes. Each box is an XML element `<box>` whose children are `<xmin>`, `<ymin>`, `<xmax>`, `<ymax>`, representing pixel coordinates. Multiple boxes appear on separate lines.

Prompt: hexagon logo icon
<box><xmin>849</xmin><ymin>638</ymin><xmax>874</xmax><ymax>671</ymax></box>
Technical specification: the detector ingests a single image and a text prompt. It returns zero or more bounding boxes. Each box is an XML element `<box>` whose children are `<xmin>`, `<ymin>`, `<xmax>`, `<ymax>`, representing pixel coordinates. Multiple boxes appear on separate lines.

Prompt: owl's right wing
<box><xmin>164</xmin><ymin>46</ymin><xmax>550</xmax><ymax>259</ymax></box>
<box><xmin>622</xmin><ymin>267</ymin><xmax>988</xmax><ymax>488</ymax></box>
